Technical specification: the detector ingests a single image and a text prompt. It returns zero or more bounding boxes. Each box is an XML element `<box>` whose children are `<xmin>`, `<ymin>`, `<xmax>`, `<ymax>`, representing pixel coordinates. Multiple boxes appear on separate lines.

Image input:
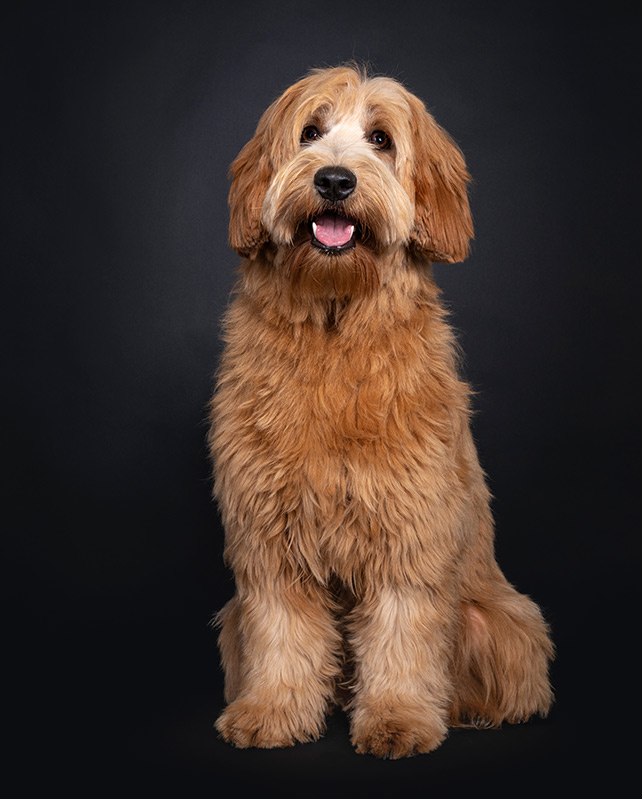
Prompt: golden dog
<box><xmin>208</xmin><ymin>65</ymin><xmax>553</xmax><ymax>758</ymax></box>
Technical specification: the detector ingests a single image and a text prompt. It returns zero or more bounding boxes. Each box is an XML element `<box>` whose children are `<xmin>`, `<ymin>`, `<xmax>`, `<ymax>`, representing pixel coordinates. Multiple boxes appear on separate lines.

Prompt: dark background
<box><xmin>6</xmin><ymin>0</ymin><xmax>639</xmax><ymax>795</ymax></box>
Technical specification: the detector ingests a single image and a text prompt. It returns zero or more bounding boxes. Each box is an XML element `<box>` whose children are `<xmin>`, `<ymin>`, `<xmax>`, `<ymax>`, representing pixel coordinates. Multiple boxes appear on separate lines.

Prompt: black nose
<box><xmin>313</xmin><ymin>166</ymin><xmax>357</xmax><ymax>202</ymax></box>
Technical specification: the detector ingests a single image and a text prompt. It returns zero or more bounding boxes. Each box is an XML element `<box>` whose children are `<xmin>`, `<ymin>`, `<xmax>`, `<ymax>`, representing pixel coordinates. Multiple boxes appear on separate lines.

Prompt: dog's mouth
<box><xmin>310</xmin><ymin>212</ymin><xmax>357</xmax><ymax>253</ymax></box>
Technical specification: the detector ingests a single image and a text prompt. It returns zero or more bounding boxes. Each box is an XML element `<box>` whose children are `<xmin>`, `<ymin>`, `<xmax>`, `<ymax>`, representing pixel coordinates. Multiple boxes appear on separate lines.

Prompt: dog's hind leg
<box><xmin>215</xmin><ymin>596</ymin><xmax>244</xmax><ymax>704</ymax></box>
<box><xmin>449</xmin><ymin>572</ymin><xmax>554</xmax><ymax>728</ymax></box>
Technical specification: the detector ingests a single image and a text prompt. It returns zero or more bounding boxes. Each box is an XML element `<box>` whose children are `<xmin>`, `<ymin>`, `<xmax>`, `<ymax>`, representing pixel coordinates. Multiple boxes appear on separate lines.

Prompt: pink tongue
<box><xmin>314</xmin><ymin>214</ymin><xmax>354</xmax><ymax>247</ymax></box>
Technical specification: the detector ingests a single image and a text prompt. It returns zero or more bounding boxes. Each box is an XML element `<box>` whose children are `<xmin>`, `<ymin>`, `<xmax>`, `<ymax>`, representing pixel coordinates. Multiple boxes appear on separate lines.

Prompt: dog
<box><xmin>208</xmin><ymin>65</ymin><xmax>553</xmax><ymax>759</ymax></box>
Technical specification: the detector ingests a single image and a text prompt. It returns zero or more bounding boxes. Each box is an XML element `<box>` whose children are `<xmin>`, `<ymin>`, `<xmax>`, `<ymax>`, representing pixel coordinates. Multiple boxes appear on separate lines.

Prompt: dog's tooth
<box><xmin>312</xmin><ymin>221</ymin><xmax>318</xmax><ymax>238</ymax></box>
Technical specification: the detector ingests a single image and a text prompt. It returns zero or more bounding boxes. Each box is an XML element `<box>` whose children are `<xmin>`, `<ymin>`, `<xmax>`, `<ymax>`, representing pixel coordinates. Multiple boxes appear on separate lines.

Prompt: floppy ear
<box><xmin>407</xmin><ymin>96</ymin><xmax>473</xmax><ymax>263</ymax></box>
<box><xmin>228</xmin><ymin>78</ymin><xmax>312</xmax><ymax>258</ymax></box>
<box><xmin>228</xmin><ymin>123</ymin><xmax>273</xmax><ymax>258</ymax></box>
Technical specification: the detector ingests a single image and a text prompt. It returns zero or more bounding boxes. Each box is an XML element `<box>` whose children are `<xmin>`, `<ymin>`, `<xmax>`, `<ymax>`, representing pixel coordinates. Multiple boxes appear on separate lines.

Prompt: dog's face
<box><xmin>228</xmin><ymin>67</ymin><xmax>473</xmax><ymax>293</ymax></box>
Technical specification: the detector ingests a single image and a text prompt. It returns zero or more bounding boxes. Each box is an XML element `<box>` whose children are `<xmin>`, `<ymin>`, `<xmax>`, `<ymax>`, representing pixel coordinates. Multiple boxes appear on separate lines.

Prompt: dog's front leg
<box><xmin>348</xmin><ymin>583</ymin><xmax>454</xmax><ymax>758</ymax></box>
<box><xmin>215</xmin><ymin>578</ymin><xmax>341</xmax><ymax>749</ymax></box>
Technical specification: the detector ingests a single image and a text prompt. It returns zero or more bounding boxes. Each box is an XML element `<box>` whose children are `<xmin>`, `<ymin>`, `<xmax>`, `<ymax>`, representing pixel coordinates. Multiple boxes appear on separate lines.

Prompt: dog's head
<box><xmin>228</xmin><ymin>66</ymin><xmax>473</xmax><ymax>280</ymax></box>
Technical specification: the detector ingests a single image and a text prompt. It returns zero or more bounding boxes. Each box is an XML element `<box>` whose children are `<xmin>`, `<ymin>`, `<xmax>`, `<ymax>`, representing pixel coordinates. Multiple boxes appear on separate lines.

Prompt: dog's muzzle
<box><xmin>311</xmin><ymin>166</ymin><xmax>357</xmax><ymax>253</ymax></box>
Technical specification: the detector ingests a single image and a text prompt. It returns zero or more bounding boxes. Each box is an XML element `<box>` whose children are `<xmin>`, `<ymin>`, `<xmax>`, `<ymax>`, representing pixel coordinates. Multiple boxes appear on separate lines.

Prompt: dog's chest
<box><xmin>213</xmin><ymin>297</ymin><xmax>466</xmax><ymax>579</ymax></box>
<box><xmin>226</xmin><ymin>313</ymin><xmax>455</xmax><ymax>497</ymax></box>
<box><xmin>242</xmin><ymin>328</ymin><xmax>424</xmax><ymax>571</ymax></box>
<box><xmin>251</xmin><ymin>324</ymin><xmax>419</xmax><ymax>449</ymax></box>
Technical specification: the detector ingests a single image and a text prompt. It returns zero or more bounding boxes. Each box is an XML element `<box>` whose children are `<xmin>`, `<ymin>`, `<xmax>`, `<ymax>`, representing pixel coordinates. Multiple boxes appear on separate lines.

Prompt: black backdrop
<box><xmin>6</xmin><ymin>1</ymin><xmax>639</xmax><ymax>795</ymax></box>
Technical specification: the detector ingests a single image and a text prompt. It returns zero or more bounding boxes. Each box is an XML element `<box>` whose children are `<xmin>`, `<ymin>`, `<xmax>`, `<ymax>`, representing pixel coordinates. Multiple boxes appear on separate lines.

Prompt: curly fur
<box><xmin>208</xmin><ymin>65</ymin><xmax>553</xmax><ymax>759</ymax></box>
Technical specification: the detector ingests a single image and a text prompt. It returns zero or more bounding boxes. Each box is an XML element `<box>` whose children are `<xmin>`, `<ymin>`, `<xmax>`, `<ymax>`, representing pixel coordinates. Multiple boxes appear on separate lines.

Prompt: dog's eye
<box><xmin>301</xmin><ymin>125</ymin><xmax>321</xmax><ymax>143</ymax></box>
<box><xmin>369</xmin><ymin>130</ymin><xmax>391</xmax><ymax>150</ymax></box>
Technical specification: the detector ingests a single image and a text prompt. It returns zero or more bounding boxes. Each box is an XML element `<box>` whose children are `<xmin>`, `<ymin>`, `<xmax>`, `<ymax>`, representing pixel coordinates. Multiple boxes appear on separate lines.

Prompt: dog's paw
<box><xmin>351</xmin><ymin>703</ymin><xmax>447</xmax><ymax>759</ymax></box>
<box><xmin>216</xmin><ymin>697</ymin><xmax>325</xmax><ymax>749</ymax></box>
